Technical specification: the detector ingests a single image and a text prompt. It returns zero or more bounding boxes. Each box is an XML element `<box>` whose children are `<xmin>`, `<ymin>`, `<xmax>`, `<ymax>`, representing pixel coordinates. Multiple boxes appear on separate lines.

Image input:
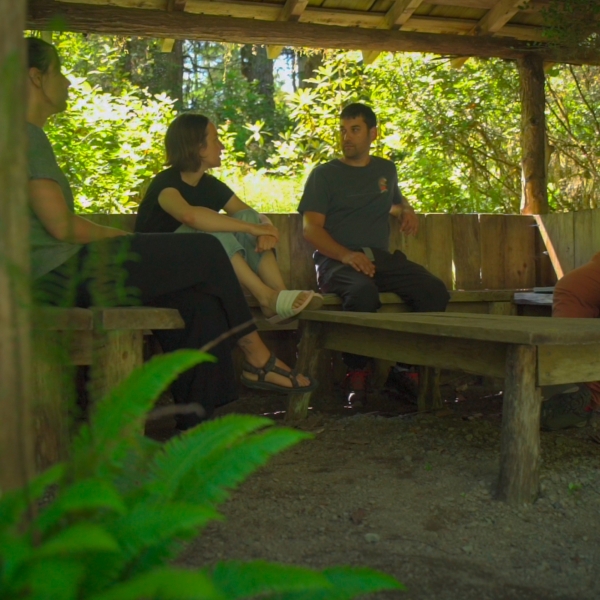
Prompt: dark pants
<box><xmin>35</xmin><ymin>233</ymin><xmax>256</xmax><ymax>427</ymax></box>
<box><xmin>317</xmin><ymin>248</ymin><xmax>450</xmax><ymax>369</ymax></box>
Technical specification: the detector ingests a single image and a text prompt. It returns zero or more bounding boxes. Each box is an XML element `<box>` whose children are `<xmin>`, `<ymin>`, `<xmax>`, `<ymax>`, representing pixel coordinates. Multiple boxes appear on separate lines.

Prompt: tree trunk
<box><xmin>241</xmin><ymin>44</ymin><xmax>274</xmax><ymax>109</ymax></box>
<box><xmin>0</xmin><ymin>0</ymin><xmax>35</xmax><ymax>492</ymax></box>
<box><xmin>297</xmin><ymin>50</ymin><xmax>322</xmax><ymax>89</ymax></box>
<box><xmin>518</xmin><ymin>54</ymin><xmax>549</xmax><ymax>215</ymax></box>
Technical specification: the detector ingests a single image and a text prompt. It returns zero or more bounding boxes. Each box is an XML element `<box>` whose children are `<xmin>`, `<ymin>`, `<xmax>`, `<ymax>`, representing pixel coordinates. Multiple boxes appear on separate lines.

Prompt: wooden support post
<box><xmin>417</xmin><ymin>366</ymin><xmax>442</xmax><ymax>411</ymax></box>
<box><xmin>497</xmin><ymin>344</ymin><xmax>541</xmax><ymax>505</ymax></box>
<box><xmin>518</xmin><ymin>54</ymin><xmax>549</xmax><ymax>215</ymax></box>
<box><xmin>287</xmin><ymin>321</ymin><xmax>323</xmax><ymax>420</ymax></box>
<box><xmin>0</xmin><ymin>0</ymin><xmax>35</xmax><ymax>492</ymax></box>
<box><xmin>31</xmin><ymin>332</ymin><xmax>72</xmax><ymax>471</ymax></box>
<box><xmin>89</xmin><ymin>330</ymin><xmax>144</xmax><ymax>405</ymax></box>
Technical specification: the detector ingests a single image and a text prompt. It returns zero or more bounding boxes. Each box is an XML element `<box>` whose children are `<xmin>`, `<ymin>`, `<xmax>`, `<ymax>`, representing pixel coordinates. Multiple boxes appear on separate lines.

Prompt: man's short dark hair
<box><xmin>340</xmin><ymin>103</ymin><xmax>377</xmax><ymax>129</ymax></box>
<box><xmin>165</xmin><ymin>112</ymin><xmax>210</xmax><ymax>172</ymax></box>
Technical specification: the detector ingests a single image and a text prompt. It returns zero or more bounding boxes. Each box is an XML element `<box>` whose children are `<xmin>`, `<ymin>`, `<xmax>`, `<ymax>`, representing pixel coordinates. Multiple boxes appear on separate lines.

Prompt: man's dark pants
<box><xmin>317</xmin><ymin>247</ymin><xmax>450</xmax><ymax>370</ymax></box>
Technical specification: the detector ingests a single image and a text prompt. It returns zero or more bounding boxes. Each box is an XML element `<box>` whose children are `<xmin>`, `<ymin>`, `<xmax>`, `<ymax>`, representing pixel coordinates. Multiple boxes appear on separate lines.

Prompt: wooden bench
<box><xmin>32</xmin><ymin>306</ymin><xmax>184</xmax><ymax>470</ymax></box>
<box><xmin>290</xmin><ymin>311</ymin><xmax>600</xmax><ymax>505</ymax></box>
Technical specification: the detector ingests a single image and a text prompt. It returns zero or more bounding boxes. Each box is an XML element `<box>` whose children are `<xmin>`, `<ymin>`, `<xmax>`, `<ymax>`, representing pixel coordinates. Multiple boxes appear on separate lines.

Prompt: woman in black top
<box><xmin>26</xmin><ymin>38</ymin><xmax>316</xmax><ymax>430</ymax></box>
<box><xmin>136</xmin><ymin>113</ymin><xmax>322</xmax><ymax>324</ymax></box>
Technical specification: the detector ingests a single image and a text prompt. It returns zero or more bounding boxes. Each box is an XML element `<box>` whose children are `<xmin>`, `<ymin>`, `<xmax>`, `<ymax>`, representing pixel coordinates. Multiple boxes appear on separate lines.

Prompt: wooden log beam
<box><xmin>27</xmin><ymin>0</ymin><xmax>600</xmax><ymax>65</ymax></box>
<box><xmin>0</xmin><ymin>0</ymin><xmax>36</xmax><ymax>492</ymax></box>
<box><xmin>518</xmin><ymin>54</ymin><xmax>549</xmax><ymax>214</ymax></box>
<box><xmin>161</xmin><ymin>0</ymin><xmax>186</xmax><ymax>52</ymax></box>
<box><xmin>472</xmin><ymin>0</ymin><xmax>524</xmax><ymax>35</ymax></box>
<box><xmin>267</xmin><ymin>0</ymin><xmax>308</xmax><ymax>60</ymax></box>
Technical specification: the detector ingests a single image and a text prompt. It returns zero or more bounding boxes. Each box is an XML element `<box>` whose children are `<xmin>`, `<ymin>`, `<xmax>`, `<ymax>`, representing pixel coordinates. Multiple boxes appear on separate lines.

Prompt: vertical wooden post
<box><xmin>286</xmin><ymin>321</ymin><xmax>323</xmax><ymax>420</ymax></box>
<box><xmin>0</xmin><ymin>0</ymin><xmax>35</xmax><ymax>492</ymax></box>
<box><xmin>517</xmin><ymin>54</ymin><xmax>548</xmax><ymax>215</ymax></box>
<box><xmin>497</xmin><ymin>344</ymin><xmax>541</xmax><ymax>505</ymax></box>
<box><xmin>417</xmin><ymin>367</ymin><xmax>442</xmax><ymax>411</ymax></box>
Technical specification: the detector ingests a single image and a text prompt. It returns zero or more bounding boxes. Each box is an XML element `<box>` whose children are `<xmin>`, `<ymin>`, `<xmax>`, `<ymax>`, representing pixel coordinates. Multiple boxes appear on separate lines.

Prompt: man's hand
<box><xmin>256</xmin><ymin>234</ymin><xmax>277</xmax><ymax>253</ymax></box>
<box><xmin>399</xmin><ymin>206</ymin><xmax>419</xmax><ymax>236</ymax></box>
<box><xmin>342</xmin><ymin>251</ymin><xmax>376</xmax><ymax>277</ymax></box>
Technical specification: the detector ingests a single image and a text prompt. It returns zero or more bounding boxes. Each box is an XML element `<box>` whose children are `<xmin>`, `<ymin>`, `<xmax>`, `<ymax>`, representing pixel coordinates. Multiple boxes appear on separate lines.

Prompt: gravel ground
<box><xmin>161</xmin><ymin>381</ymin><xmax>600</xmax><ymax>600</ymax></box>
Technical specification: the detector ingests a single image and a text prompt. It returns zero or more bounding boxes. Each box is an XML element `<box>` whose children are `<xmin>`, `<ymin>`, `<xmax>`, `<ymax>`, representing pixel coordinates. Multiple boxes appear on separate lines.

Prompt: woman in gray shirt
<box><xmin>26</xmin><ymin>37</ymin><xmax>316</xmax><ymax>429</ymax></box>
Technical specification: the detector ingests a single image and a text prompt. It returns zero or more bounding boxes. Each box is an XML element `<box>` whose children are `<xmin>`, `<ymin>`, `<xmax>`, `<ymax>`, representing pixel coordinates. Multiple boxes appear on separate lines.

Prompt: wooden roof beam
<box><xmin>363</xmin><ymin>0</ymin><xmax>424</xmax><ymax>65</ymax></box>
<box><xmin>451</xmin><ymin>0</ymin><xmax>526</xmax><ymax>68</ymax></box>
<box><xmin>27</xmin><ymin>0</ymin><xmax>600</xmax><ymax>65</ymax></box>
<box><xmin>267</xmin><ymin>0</ymin><xmax>308</xmax><ymax>60</ymax></box>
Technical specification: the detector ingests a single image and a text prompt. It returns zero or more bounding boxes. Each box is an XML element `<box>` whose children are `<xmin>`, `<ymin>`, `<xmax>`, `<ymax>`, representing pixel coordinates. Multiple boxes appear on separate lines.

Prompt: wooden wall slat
<box><xmin>288</xmin><ymin>213</ymin><xmax>318</xmax><ymax>290</ymax></box>
<box><xmin>574</xmin><ymin>210</ymin><xmax>595</xmax><ymax>269</ymax></box>
<box><xmin>425</xmin><ymin>213</ymin><xmax>453</xmax><ymax>289</ymax></box>
<box><xmin>398</xmin><ymin>214</ymin><xmax>428</xmax><ymax>269</ymax></box>
<box><xmin>452</xmin><ymin>214</ymin><xmax>481</xmax><ymax>290</ymax></box>
<box><xmin>503</xmin><ymin>215</ymin><xmax>536</xmax><ymax>289</ymax></box>
<box><xmin>534</xmin><ymin>213</ymin><xmax>574</xmax><ymax>278</ymax></box>
<box><xmin>534</xmin><ymin>223</ymin><xmax>557</xmax><ymax>288</ymax></box>
<box><xmin>269</xmin><ymin>213</ymin><xmax>292</xmax><ymax>289</ymax></box>
<box><xmin>480</xmin><ymin>214</ymin><xmax>506</xmax><ymax>289</ymax></box>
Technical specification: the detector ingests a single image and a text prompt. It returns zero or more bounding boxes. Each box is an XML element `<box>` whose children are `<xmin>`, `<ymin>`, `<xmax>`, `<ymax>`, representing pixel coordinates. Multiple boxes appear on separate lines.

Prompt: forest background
<box><xmin>39</xmin><ymin>32</ymin><xmax>600</xmax><ymax>215</ymax></box>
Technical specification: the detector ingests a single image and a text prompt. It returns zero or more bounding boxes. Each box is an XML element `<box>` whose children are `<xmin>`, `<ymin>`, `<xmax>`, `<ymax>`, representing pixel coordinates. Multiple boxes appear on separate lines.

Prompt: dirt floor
<box><xmin>157</xmin><ymin>375</ymin><xmax>600</xmax><ymax>600</ymax></box>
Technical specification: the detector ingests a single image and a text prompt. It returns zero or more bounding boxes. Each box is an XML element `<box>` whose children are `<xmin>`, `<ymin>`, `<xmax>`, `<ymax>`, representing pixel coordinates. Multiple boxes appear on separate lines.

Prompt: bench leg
<box><xmin>287</xmin><ymin>321</ymin><xmax>323</xmax><ymax>421</ymax></box>
<box><xmin>417</xmin><ymin>367</ymin><xmax>443</xmax><ymax>411</ymax></box>
<box><xmin>31</xmin><ymin>332</ymin><xmax>72</xmax><ymax>471</ymax></box>
<box><xmin>497</xmin><ymin>344</ymin><xmax>541</xmax><ymax>505</ymax></box>
<box><xmin>89</xmin><ymin>330</ymin><xmax>143</xmax><ymax>405</ymax></box>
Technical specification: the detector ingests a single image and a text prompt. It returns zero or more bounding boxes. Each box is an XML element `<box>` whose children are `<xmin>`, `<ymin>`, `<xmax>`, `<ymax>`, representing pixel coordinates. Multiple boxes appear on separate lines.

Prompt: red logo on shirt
<box><xmin>378</xmin><ymin>177</ymin><xmax>388</xmax><ymax>193</ymax></box>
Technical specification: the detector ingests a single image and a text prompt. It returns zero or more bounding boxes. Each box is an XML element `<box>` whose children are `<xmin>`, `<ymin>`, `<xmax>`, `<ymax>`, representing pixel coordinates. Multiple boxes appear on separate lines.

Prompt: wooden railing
<box><xmin>86</xmin><ymin>211</ymin><xmax>594</xmax><ymax>291</ymax></box>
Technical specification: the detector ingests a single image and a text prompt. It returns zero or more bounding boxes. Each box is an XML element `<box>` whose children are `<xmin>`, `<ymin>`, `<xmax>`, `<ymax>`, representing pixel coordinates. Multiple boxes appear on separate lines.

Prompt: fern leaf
<box><xmin>0</xmin><ymin>533</ymin><xmax>32</xmax><ymax>585</ymax></box>
<box><xmin>9</xmin><ymin>558</ymin><xmax>85</xmax><ymax>600</ymax></box>
<box><xmin>176</xmin><ymin>428</ymin><xmax>310</xmax><ymax>506</ymax></box>
<box><xmin>108</xmin><ymin>502</ymin><xmax>220</xmax><ymax>567</ymax></box>
<box><xmin>211</xmin><ymin>561</ymin><xmax>332</xmax><ymax>599</ymax></box>
<box><xmin>72</xmin><ymin>350</ymin><xmax>214</xmax><ymax>467</ymax></box>
<box><xmin>147</xmin><ymin>415</ymin><xmax>275</xmax><ymax>500</ymax></box>
<box><xmin>86</xmin><ymin>567</ymin><xmax>224</xmax><ymax>600</ymax></box>
<box><xmin>35</xmin><ymin>479</ymin><xmax>126</xmax><ymax>534</ymax></box>
<box><xmin>32</xmin><ymin>524</ymin><xmax>119</xmax><ymax>559</ymax></box>
<box><xmin>268</xmin><ymin>567</ymin><xmax>405</xmax><ymax>599</ymax></box>
<box><xmin>0</xmin><ymin>463</ymin><xmax>65</xmax><ymax>528</ymax></box>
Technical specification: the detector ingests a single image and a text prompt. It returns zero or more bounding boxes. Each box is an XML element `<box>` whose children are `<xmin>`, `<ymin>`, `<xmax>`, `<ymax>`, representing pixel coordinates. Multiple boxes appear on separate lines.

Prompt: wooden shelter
<box><xmin>2</xmin><ymin>0</ymin><xmax>600</xmax><ymax>493</ymax></box>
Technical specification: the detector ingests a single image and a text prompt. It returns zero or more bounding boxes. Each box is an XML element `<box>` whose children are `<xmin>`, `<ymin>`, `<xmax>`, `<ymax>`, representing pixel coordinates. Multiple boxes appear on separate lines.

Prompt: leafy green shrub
<box><xmin>0</xmin><ymin>350</ymin><xmax>403</xmax><ymax>599</ymax></box>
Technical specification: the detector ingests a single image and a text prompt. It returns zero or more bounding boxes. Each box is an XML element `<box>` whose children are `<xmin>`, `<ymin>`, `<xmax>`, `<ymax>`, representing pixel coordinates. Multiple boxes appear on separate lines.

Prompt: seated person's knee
<box><xmin>344</xmin><ymin>282</ymin><xmax>380</xmax><ymax>312</ymax></box>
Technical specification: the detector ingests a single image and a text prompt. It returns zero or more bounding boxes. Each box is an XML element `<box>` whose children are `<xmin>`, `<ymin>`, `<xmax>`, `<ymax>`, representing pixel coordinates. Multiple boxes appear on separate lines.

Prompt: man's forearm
<box><xmin>303</xmin><ymin>223</ymin><xmax>352</xmax><ymax>263</ymax></box>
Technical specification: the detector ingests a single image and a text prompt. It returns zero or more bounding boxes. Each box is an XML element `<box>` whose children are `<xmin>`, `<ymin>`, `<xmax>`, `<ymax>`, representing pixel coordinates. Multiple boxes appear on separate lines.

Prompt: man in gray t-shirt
<box><xmin>298</xmin><ymin>103</ymin><xmax>449</xmax><ymax>400</ymax></box>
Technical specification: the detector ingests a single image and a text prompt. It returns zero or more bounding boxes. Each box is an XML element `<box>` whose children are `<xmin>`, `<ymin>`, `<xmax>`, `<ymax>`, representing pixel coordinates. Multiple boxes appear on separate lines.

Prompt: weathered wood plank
<box><xmin>480</xmin><ymin>214</ymin><xmax>506</xmax><ymax>289</ymax></box>
<box><xmin>452</xmin><ymin>213</ymin><xmax>482</xmax><ymax>290</ymax></box>
<box><xmin>534</xmin><ymin>212</ymin><xmax>575</xmax><ymax>277</ymax></box>
<box><xmin>503</xmin><ymin>215</ymin><xmax>536</xmax><ymax>288</ymax></box>
<box><xmin>425</xmin><ymin>213</ymin><xmax>453</xmax><ymax>289</ymax></box>
<box><xmin>33</xmin><ymin>307</ymin><xmax>93</xmax><ymax>330</ymax></box>
<box><xmin>537</xmin><ymin>343</ymin><xmax>600</xmax><ymax>386</ymax></box>
<box><xmin>98</xmin><ymin>307</ymin><xmax>185</xmax><ymax>330</ymax></box>
<box><xmin>398</xmin><ymin>214</ymin><xmax>428</xmax><ymax>269</ymax></box>
<box><xmin>289</xmin><ymin>213</ymin><xmax>318</xmax><ymax>290</ymax></box>
<box><xmin>320</xmin><ymin>324</ymin><xmax>508</xmax><ymax>378</ymax></box>
<box><xmin>573</xmin><ymin>209</ymin><xmax>595</xmax><ymax>269</ymax></box>
<box><xmin>269</xmin><ymin>213</ymin><xmax>293</xmax><ymax>289</ymax></box>
<box><xmin>497</xmin><ymin>344</ymin><xmax>541</xmax><ymax>504</ymax></box>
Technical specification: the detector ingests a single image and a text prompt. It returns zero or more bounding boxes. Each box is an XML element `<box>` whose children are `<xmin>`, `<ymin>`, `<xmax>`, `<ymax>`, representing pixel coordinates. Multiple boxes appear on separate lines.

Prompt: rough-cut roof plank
<box><xmin>471</xmin><ymin>0</ymin><xmax>523</xmax><ymax>35</ymax></box>
<box><xmin>28</xmin><ymin>0</ymin><xmax>600</xmax><ymax>65</ymax></box>
<box><xmin>267</xmin><ymin>0</ymin><xmax>309</xmax><ymax>59</ymax></box>
<box><xmin>167</xmin><ymin>0</ymin><xmax>187</xmax><ymax>10</ymax></box>
<box><xmin>386</xmin><ymin>0</ymin><xmax>425</xmax><ymax>28</ymax></box>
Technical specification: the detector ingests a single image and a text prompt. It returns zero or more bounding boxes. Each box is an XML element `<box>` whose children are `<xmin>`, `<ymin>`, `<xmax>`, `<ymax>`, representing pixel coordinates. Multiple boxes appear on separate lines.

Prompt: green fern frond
<box><xmin>86</xmin><ymin>567</ymin><xmax>224</xmax><ymax>600</ymax></box>
<box><xmin>9</xmin><ymin>558</ymin><xmax>85</xmax><ymax>600</ymax></box>
<box><xmin>176</xmin><ymin>427</ymin><xmax>310</xmax><ymax>506</ymax></box>
<box><xmin>72</xmin><ymin>350</ymin><xmax>213</xmax><ymax>468</ymax></box>
<box><xmin>210</xmin><ymin>561</ymin><xmax>333</xmax><ymax>599</ymax></box>
<box><xmin>32</xmin><ymin>523</ymin><xmax>120</xmax><ymax>559</ymax></box>
<box><xmin>35</xmin><ymin>479</ymin><xmax>126</xmax><ymax>534</ymax></box>
<box><xmin>108</xmin><ymin>503</ymin><xmax>220</xmax><ymax>568</ymax></box>
<box><xmin>147</xmin><ymin>415</ymin><xmax>275</xmax><ymax>500</ymax></box>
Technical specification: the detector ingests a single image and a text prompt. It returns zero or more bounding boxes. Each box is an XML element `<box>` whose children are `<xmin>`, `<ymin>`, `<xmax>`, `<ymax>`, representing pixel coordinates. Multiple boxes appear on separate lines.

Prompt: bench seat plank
<box><xmin>300</xmin><ymin>311</ymin><xmax>600</xmax><ymax>346</ymax></box>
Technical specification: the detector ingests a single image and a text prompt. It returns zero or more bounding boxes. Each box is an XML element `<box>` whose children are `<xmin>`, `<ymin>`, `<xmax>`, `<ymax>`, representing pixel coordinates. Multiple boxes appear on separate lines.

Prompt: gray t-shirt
<box><xmin>298</xmin><ymin>157</ymin><xmax>403</xmax><ymax>254</ymax></box>
<box><xmin>27</xmin><ymin>123</ymin><xmax>82</xmax><ymax>279</ymax></box>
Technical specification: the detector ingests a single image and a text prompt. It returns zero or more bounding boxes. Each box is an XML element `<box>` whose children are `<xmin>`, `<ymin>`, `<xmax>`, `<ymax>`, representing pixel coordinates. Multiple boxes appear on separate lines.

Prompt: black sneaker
<box><xmin>540</xmin><ymin>386</ymin><xmax>594</xmax><ymax>431</ymax></box>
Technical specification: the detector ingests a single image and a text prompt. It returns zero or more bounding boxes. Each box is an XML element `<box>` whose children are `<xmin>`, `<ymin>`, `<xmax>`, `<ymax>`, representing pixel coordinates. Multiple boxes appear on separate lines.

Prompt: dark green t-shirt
<box><xmin>298</xmin><ymin>157</ymin><xmax>403</xmax><ymax>253</ymax></box>
<box><xmin>27</xmin><ymin>123</ymin><xmax>81</xmax><ymax>279</ymax></box>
